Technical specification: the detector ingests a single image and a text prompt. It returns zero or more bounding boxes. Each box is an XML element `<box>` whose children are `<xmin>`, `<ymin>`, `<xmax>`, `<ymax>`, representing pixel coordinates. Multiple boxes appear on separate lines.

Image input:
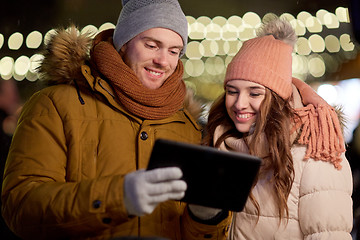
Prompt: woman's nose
<box><xmin>235</xmin><ymin>94</ymin><xmax>249</xmax><ymax>109</ymax></box>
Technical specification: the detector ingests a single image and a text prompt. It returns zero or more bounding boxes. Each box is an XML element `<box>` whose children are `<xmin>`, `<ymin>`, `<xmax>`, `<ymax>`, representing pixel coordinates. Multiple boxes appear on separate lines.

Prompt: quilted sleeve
<box><xmin>299</xmin><ymin>153</ymin><xmax>353</xmax><ymax>240</ymax></box>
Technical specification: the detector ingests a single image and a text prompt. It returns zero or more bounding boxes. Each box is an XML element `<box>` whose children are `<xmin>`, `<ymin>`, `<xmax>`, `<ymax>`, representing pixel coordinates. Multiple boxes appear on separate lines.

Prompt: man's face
<box><xmin>121</xmin><ymin>28</ymin><xmax>184</xmax><ymax>90</ymax></box>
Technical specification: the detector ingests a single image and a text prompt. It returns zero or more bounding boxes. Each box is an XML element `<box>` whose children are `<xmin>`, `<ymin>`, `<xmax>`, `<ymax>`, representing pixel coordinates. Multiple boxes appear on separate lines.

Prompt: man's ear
<box><xmin>120</xmin><ymin>44</ymin><xmax>127</xmax><ymax>56</ymax></box>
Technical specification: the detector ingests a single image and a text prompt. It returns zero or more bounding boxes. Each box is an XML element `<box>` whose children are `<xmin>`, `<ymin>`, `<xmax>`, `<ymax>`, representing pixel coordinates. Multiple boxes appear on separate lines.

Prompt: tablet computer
<box><xmin>147</xmin><ymin>139</ymin><xmax>262</xmax><ymax>212</ymax></box>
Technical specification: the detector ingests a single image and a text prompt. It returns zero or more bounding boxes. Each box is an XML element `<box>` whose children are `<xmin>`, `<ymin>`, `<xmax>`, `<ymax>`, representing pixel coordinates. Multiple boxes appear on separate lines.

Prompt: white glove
<box><xmin>124</xmin><ymin>167</ymin><xmax>187</xmax><ymax>216</ymax></box>
<box><xmin>188</xmin><ymin>204</ymin><xmax>222</xmax><ymax>220</ymax></box>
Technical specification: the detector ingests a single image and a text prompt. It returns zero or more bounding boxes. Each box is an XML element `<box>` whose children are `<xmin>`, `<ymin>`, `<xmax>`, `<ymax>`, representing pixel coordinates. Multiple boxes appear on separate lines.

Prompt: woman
<box><xmin>203</xmin><ymin>17</ymin><xmax>353</xmax><ymax>239</ymax></box>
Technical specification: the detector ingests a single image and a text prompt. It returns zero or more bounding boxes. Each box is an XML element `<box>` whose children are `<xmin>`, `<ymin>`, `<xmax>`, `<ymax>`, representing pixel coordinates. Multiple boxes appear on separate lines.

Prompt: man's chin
<box><xmin>141</xmin><ymin>78</ymin><xmax>166</xmax><ymax>90</ymax></box>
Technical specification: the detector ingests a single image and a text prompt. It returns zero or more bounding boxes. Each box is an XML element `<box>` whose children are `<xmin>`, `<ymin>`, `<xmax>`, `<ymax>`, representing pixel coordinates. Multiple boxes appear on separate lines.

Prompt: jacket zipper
<box><xmin>98</xmin><ymin>80</ymin><xmax>115</xmax><ymax>98</ymax></box>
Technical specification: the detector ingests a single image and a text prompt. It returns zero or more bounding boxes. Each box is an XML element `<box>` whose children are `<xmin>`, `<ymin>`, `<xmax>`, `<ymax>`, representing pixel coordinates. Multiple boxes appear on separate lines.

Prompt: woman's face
<box><xmin>225</xmin><ymin>80</ymin><xmax>266</xmax><ymax>133</ymax></box>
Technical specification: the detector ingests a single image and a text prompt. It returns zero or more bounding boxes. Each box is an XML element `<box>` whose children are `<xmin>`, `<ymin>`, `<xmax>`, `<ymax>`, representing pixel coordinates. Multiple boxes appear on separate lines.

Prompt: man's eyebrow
<box><xmin>141</xmin><ymin>36</ymin><xmax>183</xmax><ymax>49</ymax></box>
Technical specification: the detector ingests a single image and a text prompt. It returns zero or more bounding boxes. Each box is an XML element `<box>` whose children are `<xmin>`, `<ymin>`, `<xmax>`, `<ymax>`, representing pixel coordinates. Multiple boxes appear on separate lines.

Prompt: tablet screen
<box><xmin>147</xmin><ymin>139</ymin><xmax>262</xmax><ymax>212</ymax></box>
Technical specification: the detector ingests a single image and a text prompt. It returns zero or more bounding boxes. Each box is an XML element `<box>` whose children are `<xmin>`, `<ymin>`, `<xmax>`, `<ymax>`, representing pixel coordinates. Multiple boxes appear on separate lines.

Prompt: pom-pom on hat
<box><xmin>224</xmin><ymin>18</ymin><xmax>297</xmax><ymax>100</ymax></box>
<box><xmin>113</xmin><ymin>0</ymin><xmax>188</xmax><ymax>56</ymax></box>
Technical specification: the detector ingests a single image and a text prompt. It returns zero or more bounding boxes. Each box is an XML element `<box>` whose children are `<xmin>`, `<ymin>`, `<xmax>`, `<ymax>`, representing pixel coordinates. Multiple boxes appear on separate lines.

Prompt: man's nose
<box><xmin>153</xmin><ymin>49</ymin><xmax>168</xmax><ymax>67</ymax></box>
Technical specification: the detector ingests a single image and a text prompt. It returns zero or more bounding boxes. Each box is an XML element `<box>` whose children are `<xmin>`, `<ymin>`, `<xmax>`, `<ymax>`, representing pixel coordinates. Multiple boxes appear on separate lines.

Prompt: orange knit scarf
<box><xmin>291</xmin><ymin>77</ymin><xmax>345</xmax><ymax>169</ymax></box>
<box><xmin>90</xmin><ymin>30</ymin><xmax>186</xmax><ymax>120</ymax></box>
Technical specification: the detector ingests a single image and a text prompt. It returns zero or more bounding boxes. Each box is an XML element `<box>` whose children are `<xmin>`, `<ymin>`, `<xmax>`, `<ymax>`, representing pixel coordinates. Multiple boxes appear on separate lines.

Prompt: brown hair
<box><xmin>203</xmin><ymin>88</ymin><xmax>296</xmax><ymax>222</ymax></box>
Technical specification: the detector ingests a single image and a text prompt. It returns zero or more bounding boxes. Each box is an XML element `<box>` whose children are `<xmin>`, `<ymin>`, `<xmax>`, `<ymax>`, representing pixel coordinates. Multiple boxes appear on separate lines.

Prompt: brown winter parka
<box><xmin>1</xmin><ymin>27</ymin><xmax>231</xmax><ymax>240</ymax></box>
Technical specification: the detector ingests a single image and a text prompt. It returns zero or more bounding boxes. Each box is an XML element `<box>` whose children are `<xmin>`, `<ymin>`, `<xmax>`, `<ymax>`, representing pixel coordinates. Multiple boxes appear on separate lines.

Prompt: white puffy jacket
<box><xmin>229</xmin><ymin>144</ymin><xmax>353</xmax><ymax>240</ymax></box>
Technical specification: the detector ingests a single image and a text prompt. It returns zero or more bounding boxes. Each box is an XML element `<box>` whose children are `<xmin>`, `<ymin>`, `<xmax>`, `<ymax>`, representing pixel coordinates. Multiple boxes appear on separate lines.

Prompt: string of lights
<box><xmin>0</xmin><ymin>7</ymin><xmax>358</xmax><ymax>101</ymax></box>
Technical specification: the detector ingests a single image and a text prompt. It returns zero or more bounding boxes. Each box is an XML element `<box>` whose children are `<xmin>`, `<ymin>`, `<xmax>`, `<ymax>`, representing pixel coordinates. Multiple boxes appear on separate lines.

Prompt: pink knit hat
<box><xmin>225</xmin><ymin>35</ymin><xmax>293</xmax><ymax>100</ymax></box>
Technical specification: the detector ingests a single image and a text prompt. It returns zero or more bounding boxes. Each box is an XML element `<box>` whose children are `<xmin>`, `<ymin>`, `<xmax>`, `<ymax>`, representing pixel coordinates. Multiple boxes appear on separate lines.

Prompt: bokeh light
<box><xmin>81</xmin><ymin>25</ymin><xmax>99</xmax><ymax>36</ymax></box>
<box><xmin>340</xmin><ymin>34</ymin><xmax>355</xmax><ymax>51</ymax></box>
<box><xmin>185</xmin><ymin>41</ymin><xmax>205</xmax><ymax>59</ymax></box>
<box><xmin>26</xmin><ymin>31</ymin><xmax>43</xmax><ymax>49</ymax></box>
<box><xmin>317</xmin><ymin>83</ymin><xmax>338</xmax><ymax>105</ymax></box>
<box><xmin>185</xmin><ymin>59</ymin><xmax>205</xmax><ymax>77</ymax></box>
<box><xmin>296</xmin><ymin>37</ymin><xmax>311</xmax><ymax>55</ymax></box>
<box><xmin>205</xmin><ymin>57</ymin><xmax>225</xmax><ymax>76</ymax></box>
<box><xmin>99</xmin><ymin>22</ymin><xmax>115</xmax><ymax>31</ymax></box>
<box><xmin>324</xmin><ymin>35</ymin><xmax>340</xmax><ymax>53</ymax></box>
<box><xmin>201</xmin><ymin>40</ymin><xmax>219</xmax><ymax>57</ymax></box>
<box><xmin>308</xmin><ymin>34</ymin><xmax>325</xmax><ymax>52</ymax></box>
<box><xmin>0</xmin><ymin>57</ymin><xmax>14</xmax><ymax>80</ymax></box>
<box><xmin>189</xmin><ymin>21</ymin><xmax>206</xmax><ymax>40</ymax></box>
<box><xmin>14</xmin><ymin>56</ymin><xmax>30</xmax><ymax>76</ymax></box>
<box><xmin>242</xmin><ymin>12</ymin><xmax>261</xmax><ymax>28</ymax></box>
<box><xmin>324</xmin><ymin>12</ymin><xmax>340</xmax><ymax>28</ymax></box>
<box><xmin>308</xmin><ymin>55</ymin><xmax>326</xmax><ymax>77</ymax></box>
<box><xmin>8</xmin><ymin>32</ymin><xmax>23</xmax><ymax>50</ymax></box>
<box><xmin>335</xmin><ymin>7</ymin><xmax>349</xmax><ymax>23</ymax></box>
<box><xmin>205</xmin><ymin>22</ymin><xmax>222</xmax><ymax>40</ymax></box>
<box><xmin>0</xmin><ymin>34</ymin><xmax>4</xmax><ymax>49</ymax></box>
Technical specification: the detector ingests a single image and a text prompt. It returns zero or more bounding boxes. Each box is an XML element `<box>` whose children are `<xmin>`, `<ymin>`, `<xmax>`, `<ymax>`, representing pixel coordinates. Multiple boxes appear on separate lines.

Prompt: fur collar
<box><xmin>38</xmin><ymin>25</ymin><xmax>92</xmax><ymax>86</ymax></box>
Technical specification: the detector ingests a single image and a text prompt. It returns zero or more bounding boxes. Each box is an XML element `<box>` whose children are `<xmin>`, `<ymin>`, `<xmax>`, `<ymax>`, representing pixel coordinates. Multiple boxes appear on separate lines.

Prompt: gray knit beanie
<box><xmin>113</xmin><ymin>0</ymin><xmax>188</xmax><ymax>56</ymax></box>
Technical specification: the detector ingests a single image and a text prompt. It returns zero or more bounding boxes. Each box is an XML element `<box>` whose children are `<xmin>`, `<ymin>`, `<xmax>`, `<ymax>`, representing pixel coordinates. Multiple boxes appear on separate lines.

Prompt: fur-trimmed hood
<box><xmin>38</xmin><ymin>26</ymin><xmax>93</xmax><ymax>86</ymax></box>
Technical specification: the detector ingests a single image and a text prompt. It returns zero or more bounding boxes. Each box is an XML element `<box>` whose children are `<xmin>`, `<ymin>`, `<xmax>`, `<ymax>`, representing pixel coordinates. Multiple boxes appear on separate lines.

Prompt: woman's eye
<box><xmin>226</xmin><ymin>89</ymin><xmax>238</xmax><ymax>95</ymax></box>
<box><xmin>250</xmin><ymin>92</ymin><xmax>263</xmax><ymax>97</ymax></box>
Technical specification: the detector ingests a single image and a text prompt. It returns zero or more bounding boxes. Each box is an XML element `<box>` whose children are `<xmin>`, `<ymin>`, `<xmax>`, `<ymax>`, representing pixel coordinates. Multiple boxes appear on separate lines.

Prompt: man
<box><xmin>1</xmin><ymin>0</ymin><xmax>231</xmax><ymax>239</ymax></box>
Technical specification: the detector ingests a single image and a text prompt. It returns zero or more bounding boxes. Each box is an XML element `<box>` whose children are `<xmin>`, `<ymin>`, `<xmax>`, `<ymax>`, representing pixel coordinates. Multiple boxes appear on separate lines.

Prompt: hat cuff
<box><xmin>113</xmin><ymin>3</ymin><xmax>188</xmax><ymax>56</ymax></box>
<box><xmin>225</xmin><ymin>60</ymin><xmax>293</xmax><ymax>99</ymax></box>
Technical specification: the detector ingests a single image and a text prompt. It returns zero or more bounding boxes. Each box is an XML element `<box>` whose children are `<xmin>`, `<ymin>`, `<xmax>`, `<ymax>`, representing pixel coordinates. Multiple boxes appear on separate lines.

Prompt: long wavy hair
<box><xmin>203</xmin><ymin>88</ymin><xmax>296</xmax><ymax>222</ymax></box>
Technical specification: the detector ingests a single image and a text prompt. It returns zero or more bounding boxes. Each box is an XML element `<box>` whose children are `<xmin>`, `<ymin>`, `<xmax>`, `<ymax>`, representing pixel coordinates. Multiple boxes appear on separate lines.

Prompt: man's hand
<box><xmin>124</xmin><ymin>167</ymin><xmax>186</xmax><ymax>216</ymax></box>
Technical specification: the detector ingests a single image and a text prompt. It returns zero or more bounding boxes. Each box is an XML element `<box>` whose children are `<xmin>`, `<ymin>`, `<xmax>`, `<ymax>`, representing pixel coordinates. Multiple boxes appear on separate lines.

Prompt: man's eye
<box><xmin>146</xmin><ymin>43</ymin><xmax>156</xmax><ymax>49</ymax></box>
<box><xmin>170</xmin><ymin>50</ymin><xmax>180</xmax><ymax>55</ymax></box>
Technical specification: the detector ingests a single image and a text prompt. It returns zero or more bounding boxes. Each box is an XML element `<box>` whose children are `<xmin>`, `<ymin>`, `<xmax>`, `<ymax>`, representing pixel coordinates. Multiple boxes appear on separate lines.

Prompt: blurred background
<box><xmin>1</xmin><ymin>0</ymin><xmax>360</xmax><ymax>239</ymax></box>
